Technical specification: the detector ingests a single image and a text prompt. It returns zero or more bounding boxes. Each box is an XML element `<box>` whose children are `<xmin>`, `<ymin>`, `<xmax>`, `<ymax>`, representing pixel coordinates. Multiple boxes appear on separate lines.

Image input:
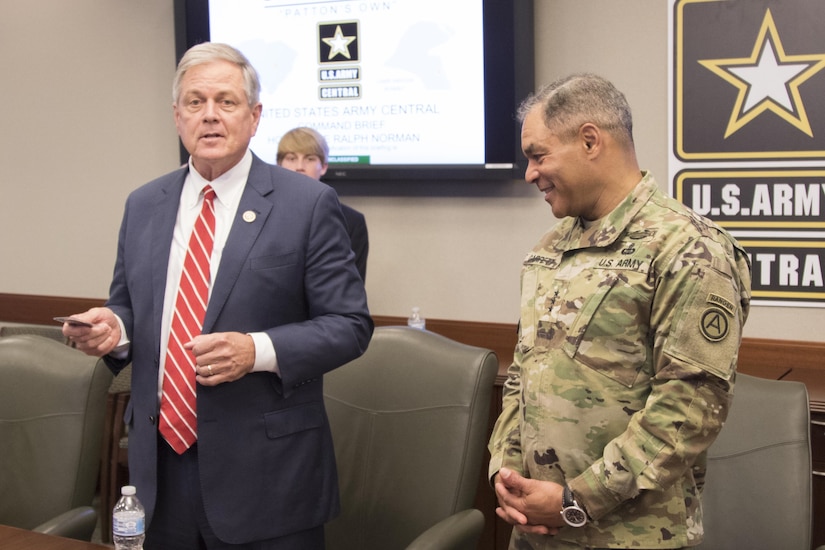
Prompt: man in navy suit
<box><xmin>63</xmin><ymin>43</ymin><xmax>372</xmax><ymax>549</ymax></box>
<box><xmin>276</xmin><ymin>127</ymin><xmax>369</xmax><ymax>281</ymax></box>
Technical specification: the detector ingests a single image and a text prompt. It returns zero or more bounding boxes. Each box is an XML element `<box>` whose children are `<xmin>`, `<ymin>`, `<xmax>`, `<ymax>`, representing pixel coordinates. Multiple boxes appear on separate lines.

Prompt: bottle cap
<box><xmin>121</xmin><ymin>485</ymin><xmax>136</xmax><ymax>496</ymax></box>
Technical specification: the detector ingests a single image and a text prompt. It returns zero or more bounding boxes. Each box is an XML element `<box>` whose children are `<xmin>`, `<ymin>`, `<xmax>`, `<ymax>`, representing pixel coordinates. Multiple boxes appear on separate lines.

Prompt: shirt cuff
<box><xmin>110</xmin><ymin>315</ymin><xmax>130</xmax><ymax>359</ymax></box>
<box><xmin>249</xmin><ymin>332</ymin><xmax>279</xmax><ymax>375</ymax></box>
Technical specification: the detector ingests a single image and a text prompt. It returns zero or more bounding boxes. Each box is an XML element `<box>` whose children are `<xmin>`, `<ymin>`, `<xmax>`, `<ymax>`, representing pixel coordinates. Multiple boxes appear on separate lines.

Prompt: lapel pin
<box><xmin>242</xmin><ymin>210</ymin><xmax>257</xmax><ymax>223</ymax></box>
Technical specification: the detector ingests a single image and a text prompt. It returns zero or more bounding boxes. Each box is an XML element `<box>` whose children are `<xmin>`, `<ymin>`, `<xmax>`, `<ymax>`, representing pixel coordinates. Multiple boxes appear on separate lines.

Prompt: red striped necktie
<box><xmin>159</xmin><ymin>185</ymin><xmax>216</xmax><ymax>454</ymax></box>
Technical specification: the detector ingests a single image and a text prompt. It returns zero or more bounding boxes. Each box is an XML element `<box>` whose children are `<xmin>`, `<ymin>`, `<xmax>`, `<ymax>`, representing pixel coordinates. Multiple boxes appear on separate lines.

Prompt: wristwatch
<box><xmin>561</xmin><ymin>485</ymin><xmax>588</xmax><ymax>527</ymax></box>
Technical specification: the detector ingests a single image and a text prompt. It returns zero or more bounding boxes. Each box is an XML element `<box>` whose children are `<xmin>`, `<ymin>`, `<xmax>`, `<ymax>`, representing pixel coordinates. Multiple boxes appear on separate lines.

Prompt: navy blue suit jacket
<box><xmin>340</xmin><ymin>204</ymin><xmax>368</xmax><ymax>281</ymax></box>
<box><xmin>104</xmin><ymin>154</ymin><xmax>372</xmax><ymax>543</ymax></box>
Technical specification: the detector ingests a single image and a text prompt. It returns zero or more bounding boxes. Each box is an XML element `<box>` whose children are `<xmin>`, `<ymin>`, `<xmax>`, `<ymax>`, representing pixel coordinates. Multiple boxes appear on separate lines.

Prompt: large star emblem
<box><xmin>322</xmin><ymin>25</ymin><xmax>356</xmax><ymax>60</ymax></box>
<box><xmin>698</xmin><ymin>9</ymin><xmax>825</xmax><ymax>138</ymax></box>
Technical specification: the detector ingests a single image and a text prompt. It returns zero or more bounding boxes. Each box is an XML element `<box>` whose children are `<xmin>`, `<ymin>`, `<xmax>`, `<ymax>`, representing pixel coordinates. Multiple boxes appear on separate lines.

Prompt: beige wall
<box><xmin>0</xmin><ymin>0</ymin><xmax>180</xmax><ymax>298</ymax></box>
<box><xmin>1</xmin><ymin>0</ymin><xmax>821</xmax><ymax>341</ymax></box>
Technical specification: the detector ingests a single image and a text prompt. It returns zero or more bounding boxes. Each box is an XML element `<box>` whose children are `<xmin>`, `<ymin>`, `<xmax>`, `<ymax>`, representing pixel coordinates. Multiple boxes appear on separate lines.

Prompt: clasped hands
<box><xmin>61</xmin><ymin>306</ymin><xmax>255</xmax><ymax>385</ymax></box>
<box><xmin>494</xmin><ymin>467</ymin><xmax>566</xmax><ymax>536</ymax></box>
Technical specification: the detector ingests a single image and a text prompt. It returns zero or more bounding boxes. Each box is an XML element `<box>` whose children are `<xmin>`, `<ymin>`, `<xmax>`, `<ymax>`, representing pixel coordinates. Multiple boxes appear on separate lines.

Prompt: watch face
<box><xmin>563</xmin><ymin>506</ymin><xmax>588</xmax><ymax>528</ymax></box>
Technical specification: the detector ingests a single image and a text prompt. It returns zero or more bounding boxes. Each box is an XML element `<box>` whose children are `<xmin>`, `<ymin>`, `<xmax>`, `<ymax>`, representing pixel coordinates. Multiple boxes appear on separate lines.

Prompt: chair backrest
<box><xmin>697</xmin><ymin>373</ymin><xmax>811</xmax><ymax>550</ymax></box>
<box><xmin>323</xmin><ymin>326</ymin><xmax>498</xmax><ymax>550</ymax></box>
<box><xmin>0</xmin><ymin>334</ymin><xmax>113</xmax><ymax>529</ymax></box>
<box><xmin>0</xmin><ymin>324</ymin><xmax>69</xmax><ymax>345</ymax></box>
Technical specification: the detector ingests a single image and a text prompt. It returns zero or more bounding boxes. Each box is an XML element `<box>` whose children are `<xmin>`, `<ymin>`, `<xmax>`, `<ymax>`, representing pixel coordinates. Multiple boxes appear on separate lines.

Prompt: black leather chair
<box><xmin>323</xmin><ymin>326</ymin><xmax>498</xmax><ymax>550</ymax></box>
<box><xmin>697</xmin><ymin>373</ymin><xmax>812</xmax><ymax>550</ymax></box>
<box><xmin>0</xmin><ymin>334</ymin><xmax>112</xmax><ymax>541</ymax></box>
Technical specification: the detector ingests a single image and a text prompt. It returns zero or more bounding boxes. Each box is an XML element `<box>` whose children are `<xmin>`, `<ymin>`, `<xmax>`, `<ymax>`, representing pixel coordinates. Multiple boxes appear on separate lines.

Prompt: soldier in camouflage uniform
<box><xmin>488</xmin><ymin>74</ymin><xmax>751</xmax><ymax>549</ymax></box>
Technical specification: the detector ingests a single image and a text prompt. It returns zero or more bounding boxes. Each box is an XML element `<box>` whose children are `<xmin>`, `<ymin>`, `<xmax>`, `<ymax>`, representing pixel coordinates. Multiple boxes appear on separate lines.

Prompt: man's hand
<box><xmin>61</xmin><ymin>307</ymin><xmax>122</xmax><ymax>357</ymax></box>
<box><xmin>188</xmin><ymin>332</ymin><xmax>256</xmax><ymax>386</ymax></box>
<box><xmin>494</xmin><ymin>467</ymin><xmax>565</xmax><ymax>535</ymax></box>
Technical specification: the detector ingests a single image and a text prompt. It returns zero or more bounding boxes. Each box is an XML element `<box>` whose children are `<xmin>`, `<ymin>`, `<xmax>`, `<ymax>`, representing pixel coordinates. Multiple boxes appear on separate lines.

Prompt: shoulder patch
<box><xmin>706</xmin><ymin>293</ymin><xmax>735</xmax><ymax>316</ymax></box>
<box><xmin>700</xmin><ymin>307</ymin><xmax>729</xmax><ymax>342</ymax></box>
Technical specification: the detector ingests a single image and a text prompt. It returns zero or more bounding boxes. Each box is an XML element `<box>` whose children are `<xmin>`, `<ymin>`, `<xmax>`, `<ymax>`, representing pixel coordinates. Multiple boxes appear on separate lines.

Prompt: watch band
<box><xmin>562</xmin><ymin>485</ymin><xmax>575</xmax><ymax>508</ymax></box>
<box><xmin>561</xmin><ymin>485</ymin><xmax>588</xmax><ymax>528</ymax></box>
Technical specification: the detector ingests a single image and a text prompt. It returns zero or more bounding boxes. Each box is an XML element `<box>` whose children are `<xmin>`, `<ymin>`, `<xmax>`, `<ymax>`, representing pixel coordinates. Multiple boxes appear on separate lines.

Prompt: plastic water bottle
<box><xmin>407</xmin><ymin>307</ymin><xmax>426</xmax><ymax>330</ymax></box>
<box><xmin>112</xmin><ymin>485</ymin><xmax>145</xmax><ymax>549</ymax></box>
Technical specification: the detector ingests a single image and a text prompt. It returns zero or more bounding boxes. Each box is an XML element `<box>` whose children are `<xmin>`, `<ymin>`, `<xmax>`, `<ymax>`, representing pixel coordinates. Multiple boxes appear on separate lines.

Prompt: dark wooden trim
<box><xmin>373</xmin><ymin>314</ymin><xmax>825</xmax><ymax>408</ymax></box>
<box><xmin>738</xmin><ymin>336</ymin><xmax>822</xmax><ymax>372</ymax></box>
<box><xmin>0</xmin><ymin>293</ymin><xmax>105</xmax><ymax>325</ymax></box>
<box><xmin>373</xmin><ymin>315</ymin><xmax>516</xmax><ymax>380</ymax></box>
<box><xmin>2</xmin><ymin>293</ymin><xmax>822</xmax><ymax>404</ymax></box>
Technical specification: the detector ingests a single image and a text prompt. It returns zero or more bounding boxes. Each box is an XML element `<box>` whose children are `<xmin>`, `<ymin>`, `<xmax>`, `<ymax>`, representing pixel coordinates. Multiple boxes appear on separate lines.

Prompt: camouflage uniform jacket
<box><xmin>488</xmin><ymin>172</ymin><xmax>751</xmax><ymax>549</ymax></box>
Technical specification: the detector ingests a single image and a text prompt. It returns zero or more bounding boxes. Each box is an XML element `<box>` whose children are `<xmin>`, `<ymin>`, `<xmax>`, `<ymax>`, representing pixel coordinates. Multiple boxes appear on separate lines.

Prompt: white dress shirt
<box><xmin>115</xmin><ymin>150</ymin><xmax>278</xmax><ymax>398</ymax></box>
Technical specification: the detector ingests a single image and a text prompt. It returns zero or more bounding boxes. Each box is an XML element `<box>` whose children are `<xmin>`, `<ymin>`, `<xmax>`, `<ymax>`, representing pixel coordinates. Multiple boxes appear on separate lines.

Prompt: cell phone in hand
<box><xmin>53</xmin><ymin>316</ymin><xmax>93</xmax><ymax>328</ymax></box>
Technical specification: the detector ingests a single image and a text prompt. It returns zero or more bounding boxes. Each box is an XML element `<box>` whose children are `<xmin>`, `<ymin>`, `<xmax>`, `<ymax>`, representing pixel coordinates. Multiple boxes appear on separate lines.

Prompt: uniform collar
<box><xmin>560</xmin><ymin>171</ymin><xmax>657</xmax><ymax>252</ymax></box>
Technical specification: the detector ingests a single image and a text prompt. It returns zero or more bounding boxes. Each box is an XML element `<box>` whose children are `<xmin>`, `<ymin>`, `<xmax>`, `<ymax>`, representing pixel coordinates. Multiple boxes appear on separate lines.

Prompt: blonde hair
<box><xmin>276</xmin><ymin>127</ymin><xmax>329</xmax><ymax>165</ymax></box>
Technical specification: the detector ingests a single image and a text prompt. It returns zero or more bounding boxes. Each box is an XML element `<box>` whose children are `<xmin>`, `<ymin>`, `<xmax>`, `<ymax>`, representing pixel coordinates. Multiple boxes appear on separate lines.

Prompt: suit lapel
<box><xmin>203</xmin><ymin>158</ymin><xmax>274</xmax><ymax>332</ymax></box>
<box><xmin>151</xmin><ymin>172</ymin><xmax>186</xmax><ymax>355</ymax></box>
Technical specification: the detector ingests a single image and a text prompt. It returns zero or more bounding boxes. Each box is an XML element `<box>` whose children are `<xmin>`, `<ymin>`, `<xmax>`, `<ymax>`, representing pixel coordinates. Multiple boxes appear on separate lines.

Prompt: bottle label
<box><xmin>113</xmin><ymin>513</ymin><xmax>145</xmax><ymax>536</ymax></box>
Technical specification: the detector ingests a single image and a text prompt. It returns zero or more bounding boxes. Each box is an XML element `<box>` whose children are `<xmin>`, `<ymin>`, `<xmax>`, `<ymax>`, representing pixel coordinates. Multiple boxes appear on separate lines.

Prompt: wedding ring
<box><xmin>207</xmin><ymin>364</ymin><xmax>214</xmax><ymax>376</ymax></box>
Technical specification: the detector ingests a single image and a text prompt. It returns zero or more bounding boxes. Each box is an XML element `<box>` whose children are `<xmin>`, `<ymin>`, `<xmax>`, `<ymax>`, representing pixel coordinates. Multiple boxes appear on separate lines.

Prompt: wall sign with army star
<box><xmin>669</xmin><ymin>0</ymin><xmax>825</xmax><ymax>307</ymax></box>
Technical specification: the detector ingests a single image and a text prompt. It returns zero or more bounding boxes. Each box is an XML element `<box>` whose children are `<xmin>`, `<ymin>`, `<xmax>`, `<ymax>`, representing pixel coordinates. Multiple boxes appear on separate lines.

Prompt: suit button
<box><xmin>149</xmin><ymin>415</ymin><xmax>156</xmax><ymax>425</ymax></box>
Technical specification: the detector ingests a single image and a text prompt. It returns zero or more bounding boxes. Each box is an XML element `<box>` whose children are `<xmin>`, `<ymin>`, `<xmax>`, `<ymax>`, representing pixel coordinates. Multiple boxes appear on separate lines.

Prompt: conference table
<box><xmin>0</xmin><ymin>524</ymin><xmax>110</xmax><ymax>549</ymax></box>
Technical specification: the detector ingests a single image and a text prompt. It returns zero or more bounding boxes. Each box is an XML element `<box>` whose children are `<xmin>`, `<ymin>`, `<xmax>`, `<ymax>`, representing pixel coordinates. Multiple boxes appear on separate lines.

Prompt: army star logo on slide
<box><xmin>321</xmin><ymin>24</ymin><xmax>357</xmax><ymax>61</ymax></box>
